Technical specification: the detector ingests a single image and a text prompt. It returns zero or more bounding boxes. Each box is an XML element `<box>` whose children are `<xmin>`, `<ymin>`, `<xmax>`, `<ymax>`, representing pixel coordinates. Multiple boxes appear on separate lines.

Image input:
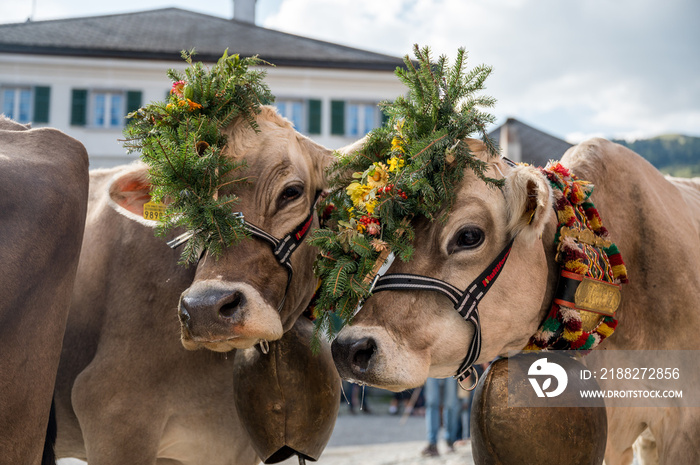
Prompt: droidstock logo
<box><xmin>528</xmin><ymin>357</ymin><xmax>569</xmax><ymax>398</ymax></box>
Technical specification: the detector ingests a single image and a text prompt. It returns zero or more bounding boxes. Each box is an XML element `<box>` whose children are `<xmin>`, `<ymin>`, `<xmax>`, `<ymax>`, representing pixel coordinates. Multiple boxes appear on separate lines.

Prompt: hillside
<box><xmin>613</xmin><ymin>134</ymin><xmax>700</xmax><ymax>177</ymax></box>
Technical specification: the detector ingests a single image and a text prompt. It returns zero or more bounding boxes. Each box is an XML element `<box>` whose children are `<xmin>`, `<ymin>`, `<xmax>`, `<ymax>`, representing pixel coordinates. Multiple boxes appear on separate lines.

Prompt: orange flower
<box><xmin>186</xmin><ymin>99</ymin><xmax>202</xmax><ymax>111</ymax></box>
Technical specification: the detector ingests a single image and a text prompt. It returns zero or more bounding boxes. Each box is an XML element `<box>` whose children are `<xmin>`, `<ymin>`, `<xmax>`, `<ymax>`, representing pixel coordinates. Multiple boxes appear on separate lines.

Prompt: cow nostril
<box><xmin>178</xmin><ymin>306</ymin><xmax>191</xmax><ymax>327</ymax></box>
<box><xmin>219</xmin><ymin>292</ymin><xmax>244</xmax><ymax>319</ymax></box>
<box><xmin>350</xmin><ymin>337</ymin><xmax>376</xmax><ymax>373</ymax></box>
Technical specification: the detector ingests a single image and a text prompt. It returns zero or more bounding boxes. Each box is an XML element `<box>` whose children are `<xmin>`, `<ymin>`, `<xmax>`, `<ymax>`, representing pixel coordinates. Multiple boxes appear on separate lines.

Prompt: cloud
<box><xmin>264</xmin><ymin>0</ymin><xmax>700</xmax><ymax>139</ymax></box>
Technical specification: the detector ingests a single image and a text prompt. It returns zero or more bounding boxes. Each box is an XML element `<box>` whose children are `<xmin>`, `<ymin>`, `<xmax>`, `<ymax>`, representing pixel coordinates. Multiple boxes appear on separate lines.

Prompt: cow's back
<box><xmin>0</xmin><ymin>117</ymin><xmax>89</xmax><ymax>464</ymax></box>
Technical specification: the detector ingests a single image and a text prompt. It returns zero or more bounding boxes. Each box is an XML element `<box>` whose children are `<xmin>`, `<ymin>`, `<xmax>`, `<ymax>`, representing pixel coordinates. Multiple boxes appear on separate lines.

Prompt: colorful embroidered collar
<box><xmin>525</xmin><ymin>162</ymin><xmax>628</xmax><ymax>352</ymax></box>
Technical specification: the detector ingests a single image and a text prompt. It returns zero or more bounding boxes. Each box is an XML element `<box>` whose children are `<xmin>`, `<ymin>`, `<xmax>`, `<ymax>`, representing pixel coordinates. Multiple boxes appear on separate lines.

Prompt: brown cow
<box><xmin>55</xmin><ymin>107</ymin><xmax>335</xmax><ymax>464</ymax></box>
<box><xmin>332</xmin><ymin>138</ymin><xmax>700</xmax><ymax>464</ymax></box>
<box><xmin>0</xmin><ymin>116</ymin><xmax>88</xmax><ymax>465</ymax></box>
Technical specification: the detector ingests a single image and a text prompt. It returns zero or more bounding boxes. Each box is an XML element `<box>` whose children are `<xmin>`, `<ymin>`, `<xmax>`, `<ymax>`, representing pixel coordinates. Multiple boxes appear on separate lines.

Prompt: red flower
<box><xmin>171</xmin><ymin>80</ymin><xmax>186</xmax><ymax>97</ymax></box>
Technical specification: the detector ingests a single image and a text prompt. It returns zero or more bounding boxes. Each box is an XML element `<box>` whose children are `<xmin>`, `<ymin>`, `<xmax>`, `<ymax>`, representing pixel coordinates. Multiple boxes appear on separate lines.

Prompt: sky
<box><xmin>2</xmin><ymin>0</ymin><xmax>698</xmax><ymax>143</ymax></box>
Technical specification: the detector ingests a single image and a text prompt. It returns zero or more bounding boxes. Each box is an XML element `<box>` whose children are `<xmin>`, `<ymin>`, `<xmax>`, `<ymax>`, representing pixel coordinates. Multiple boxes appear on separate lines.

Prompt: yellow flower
<box><xmin>388</xmin><ymin>156</ymin><xmax>405</xmax><ymax>172</ymax></box>
<box><xmin>365</xmin><ymin>199</ymin><xmax>378</xmax><ymax>215</ymax></box>
<box><xmin>367</xmin><ymin>163</ymin><xmax>389</xmax><ymax>189</ymax></box>
<box><xmin>347</xmin><ymin>182</ymin><xmax>371</xmax><ymax>206</ymax></box>
<box><xmin>391</xmin><ymin>137</ymin><xmax>405</xmax><ymax>153</ymax></box>
<box><xmin>356</xmin><ymin>222</ymin><xmax>366</xmax><ymax>233</ymax></box>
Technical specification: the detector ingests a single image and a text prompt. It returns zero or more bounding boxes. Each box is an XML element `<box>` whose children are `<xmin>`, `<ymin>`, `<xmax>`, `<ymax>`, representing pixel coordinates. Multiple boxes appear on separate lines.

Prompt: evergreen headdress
<box><xmin>123</xmin><ymin>50</ymin><xmax>273</xmax><ymax>264</ymax></box>
<box><xmin>309</xmin><ymin>45</ymin><xmax>502</xmax><ymax>346</ymax></box>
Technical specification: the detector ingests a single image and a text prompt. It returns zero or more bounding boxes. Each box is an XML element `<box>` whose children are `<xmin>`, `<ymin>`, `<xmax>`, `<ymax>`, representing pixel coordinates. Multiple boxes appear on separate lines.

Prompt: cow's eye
<box><xmin>278</xmin><ymin>185</ymin><xmax>303</xmax><ymax>206</ymax></box>
<box><xmin>450</xmin><ymin>227</ymin><xmax>484</xmax><ymax>252</ymax></box>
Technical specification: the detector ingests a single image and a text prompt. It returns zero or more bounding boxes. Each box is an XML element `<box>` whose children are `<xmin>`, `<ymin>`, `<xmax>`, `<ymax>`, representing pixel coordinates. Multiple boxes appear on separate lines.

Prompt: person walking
<box><xmin>421</xmin><ymin>377</ymin><xmax>460</xmax><ymax>457</ymax></box>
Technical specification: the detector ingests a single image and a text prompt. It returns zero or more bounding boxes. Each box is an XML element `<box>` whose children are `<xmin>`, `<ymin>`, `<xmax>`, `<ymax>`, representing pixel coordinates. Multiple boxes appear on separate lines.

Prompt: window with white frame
<box><xmin>91</xmin><ymin>91</ymin><xmax>125</xmax><ymax>128</ymax></box>
<box><xmin>2</xmin><ymin>87</ymin><xmax>33</xmax><ymax>124</ymax></box>
<box><xmin>346</xmin><ymin>102</ymin><xmax>381</xmax><ymax>137</ymax></box>
<box><xmin>275</xmin><ymin>99</ymin><xmax>306</xmax><ymax>132</ymax></box>
<box><xmin>71</xmin><ymin>89</ymin><xmax>141</xmax><ymax>128</ymax></box>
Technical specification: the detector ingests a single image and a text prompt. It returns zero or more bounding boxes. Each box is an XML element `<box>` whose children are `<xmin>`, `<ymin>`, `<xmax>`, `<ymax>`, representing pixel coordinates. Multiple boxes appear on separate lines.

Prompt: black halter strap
<box><xmin>243</xmin><ymin>197</ymin><xmax>318</xmax><ymax>311</ymax></box>
<box><xmin>168</xmin><ymin>193</ymin><xmax>319</xmax><ymax>312</ymax></box>
<box><xmin>371</xmin><ymin>239</ymin><xmax>514</xmax><ymax>384</ymax></box>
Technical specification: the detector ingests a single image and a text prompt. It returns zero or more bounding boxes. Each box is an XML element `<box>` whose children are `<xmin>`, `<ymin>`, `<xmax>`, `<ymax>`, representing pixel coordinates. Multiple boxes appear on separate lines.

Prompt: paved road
<box><xmin>58</xmin><ymin>406</ymin><xmax>475</xmax><ymax>465</ymax></box>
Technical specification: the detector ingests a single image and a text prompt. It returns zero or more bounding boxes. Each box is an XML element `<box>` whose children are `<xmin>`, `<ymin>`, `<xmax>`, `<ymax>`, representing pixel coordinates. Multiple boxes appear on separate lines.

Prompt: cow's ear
<box><xmin>503</xmin><ymin>164</ymin><xmax>553</xmax><ymax>243</ymax></box>
<box><xmin>108</xmin><ymin>164</ymin><xmax>159</xmax><ymax>226</ymax></box>
<box><xmin>297</xmin><ymin>134</ymin><xmax>336</xmax><ymax>190</ymax></box>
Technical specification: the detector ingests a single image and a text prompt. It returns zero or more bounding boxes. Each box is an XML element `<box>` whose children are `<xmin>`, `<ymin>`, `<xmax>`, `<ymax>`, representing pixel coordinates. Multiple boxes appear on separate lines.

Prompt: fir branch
<box><xmin>310</xmin><ymin>45</ymin><xmax>503</xmax><ymax>343</ymax></box>
<box><xmin>123</xmin><ymin>50</ymin><xmax>273</xmax><ymax>264</ymax></box>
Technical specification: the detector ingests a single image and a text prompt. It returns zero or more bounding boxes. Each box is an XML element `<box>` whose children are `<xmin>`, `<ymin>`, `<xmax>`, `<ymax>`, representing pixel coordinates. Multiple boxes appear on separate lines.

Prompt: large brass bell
<box><xmin>471</xmin><ymin>353</ymin><xmax>607</xmax><ymax>465</ymax></box>
<box><xmin>233</xmin><ymin>317</ymin><xmax>340</xmax><ymax>464</ymax></box>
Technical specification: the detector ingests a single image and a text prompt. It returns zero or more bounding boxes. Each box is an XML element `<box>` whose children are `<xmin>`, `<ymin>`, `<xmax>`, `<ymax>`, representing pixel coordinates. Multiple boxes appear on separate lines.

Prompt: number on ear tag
<box><xmin>143</xmin><ymin>201</ymin><xmax>166</xmax><ymax>221</ymax></box>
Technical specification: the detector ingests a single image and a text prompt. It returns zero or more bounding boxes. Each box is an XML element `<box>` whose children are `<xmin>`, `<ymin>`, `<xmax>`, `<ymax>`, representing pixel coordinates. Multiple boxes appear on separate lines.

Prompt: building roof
<box><xmin>0</xmin><ymin>8</ymin><xmax>405</xmax><ymax>71</ymax></box>
<box><xmin>489</xmin><ymin>117</ymin><xmax>573</xmax><ymax>166</ymax></box>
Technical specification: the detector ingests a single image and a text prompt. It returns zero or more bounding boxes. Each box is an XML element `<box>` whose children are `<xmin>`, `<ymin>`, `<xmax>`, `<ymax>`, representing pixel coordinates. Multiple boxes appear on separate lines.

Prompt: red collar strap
<box><xmin>524</xmin><ymin>163</ymin><xmax>628</xmax><ymax>352</ymax></box>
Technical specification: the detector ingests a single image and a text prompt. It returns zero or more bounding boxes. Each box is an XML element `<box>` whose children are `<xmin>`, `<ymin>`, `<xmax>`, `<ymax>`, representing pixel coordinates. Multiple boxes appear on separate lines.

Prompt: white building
<box><xmin>0</xmin><ymin>2</ymin><xmax>406</xmax><ymax>167</ymax></box>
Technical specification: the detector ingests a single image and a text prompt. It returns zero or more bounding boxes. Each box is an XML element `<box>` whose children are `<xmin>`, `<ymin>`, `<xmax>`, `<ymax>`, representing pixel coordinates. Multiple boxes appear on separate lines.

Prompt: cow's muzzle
<box><xmin>331</xmin><ymin>336</ymin><xmax>377</xmax><ymax>380</ymax></box>
<box><xmin>178</xmin><ymin>279</ymin><xmax>283</xmax><ymax>349</ymax></box>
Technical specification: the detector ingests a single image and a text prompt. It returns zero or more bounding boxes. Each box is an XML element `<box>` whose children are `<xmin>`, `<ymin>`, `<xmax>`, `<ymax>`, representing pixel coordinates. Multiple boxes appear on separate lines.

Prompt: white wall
<box><xmin>0</xmin><ymin>53</ymin><xmax>405</xmax><ymax>168</ymax></box>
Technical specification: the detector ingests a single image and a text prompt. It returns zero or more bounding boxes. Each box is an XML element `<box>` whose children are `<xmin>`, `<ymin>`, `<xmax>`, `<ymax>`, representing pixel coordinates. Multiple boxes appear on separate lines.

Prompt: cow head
<box><xmin>331</xmin><ymin>139</ymin><xmax>557</xmax><ymax>391</ymax></box>
<box><xmin>110</xmin><ymin>107</ymin><xmax>334</xmax><ymax>351</ymax></box>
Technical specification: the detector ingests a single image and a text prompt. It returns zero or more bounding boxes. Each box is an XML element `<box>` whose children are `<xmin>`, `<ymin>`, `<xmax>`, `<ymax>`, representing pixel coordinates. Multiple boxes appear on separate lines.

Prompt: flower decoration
<box><xmin>308</xmin><ymin>45</ymin><xmax>502</xmax><ymax>347</ymax></box>
<box><xmin>123</xmin><ymin>49</ymin><xmax>274</xmax><ymax>264</ymax></box>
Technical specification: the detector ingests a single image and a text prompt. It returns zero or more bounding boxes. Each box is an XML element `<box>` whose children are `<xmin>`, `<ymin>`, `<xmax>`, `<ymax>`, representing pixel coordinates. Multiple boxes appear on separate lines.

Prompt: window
<box><xmin>91</xmin><ymin>92</ymin><xmax>124</xmax><ymax>128</ymax></box>
<box><xmin>71</xmin><ymin>89</ymin><xmax>142</xmax><ymax>128</ymax></box>
<box><xmin>346</xmin><ymin>102</ymin><xmax>381</xmax><ymax>137</ymax></box>
<box><xmin>330</xmin><ymin>100</ymin><xmax>382</xmax><ymax>137</ymax></box>
<box><xmin>1</xmin><ymin>86</ymin><xmax>50</xmax><ymax>124</ymax></box>
<box><xmin>274</xmin><ymin>99</ymin><xmax>322</xmax><ymax>135</ymax></box>
<box><xmin>276</xmin><ymin>99</ymin><xmax>305</xmax><ymax>132</ymax></box>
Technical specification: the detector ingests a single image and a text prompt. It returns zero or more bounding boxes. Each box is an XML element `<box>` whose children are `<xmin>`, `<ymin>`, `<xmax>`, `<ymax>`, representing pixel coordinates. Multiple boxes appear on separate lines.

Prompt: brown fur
<box><xmin>55</xmin><ymin>108</ymin><xmax>335</xmax><ymax>464</ymax></box>
<box><xmin>0</xmin><ymin>117</ymin><xmax>89</xmax><ymax>464</ymax></box>
<box><xmin>333</xmin><ymin>137</ymin><xmax>700</xmax><ymax>464</ymax></box>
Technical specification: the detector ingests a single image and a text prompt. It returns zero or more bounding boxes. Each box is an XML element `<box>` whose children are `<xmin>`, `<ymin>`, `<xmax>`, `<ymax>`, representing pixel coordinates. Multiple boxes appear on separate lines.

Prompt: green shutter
<box><xmin>126</xmin><ymin>91</ymin><xmax>142</xmax><ymax>114</ymax></box>
<box><xmin>70</xmin><ymin>89</ymin><xmax>87</xmax><ymax>126</ymax></box>
<box><xmin>33</xmin><ymin>86</ymin><xmax>50</xmax><ymax>124</ymax></box>
<box><xmin>307</xmin><ymin>99</ymin><xmax>321</xmax><ymax>135</ymax></box>
<box><xmin>331</xmin><ymin>100</ymin><xmax>345</xmax><ymax>136</ymax></box>
<box><xmin>126</xmin><ymin>91</ymin><xmax>142</xmax><ymax>124</ymax></box>
<box><xmin>381</xmin><ymin>108</ymin><xmax>390</xmax><ymax>125</ymax></box>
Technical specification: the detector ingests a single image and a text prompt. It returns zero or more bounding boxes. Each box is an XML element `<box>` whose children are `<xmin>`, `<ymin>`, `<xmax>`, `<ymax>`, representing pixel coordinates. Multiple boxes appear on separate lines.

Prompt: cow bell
<box><xmin>233</xmin><ymin>317</ymin><xmax>340</xmax><ymax>464</ymax></box>
<box><xmin>471</xmin><ymin>353</ymin><xmax>607</xmax><ymax>465</ymax></box>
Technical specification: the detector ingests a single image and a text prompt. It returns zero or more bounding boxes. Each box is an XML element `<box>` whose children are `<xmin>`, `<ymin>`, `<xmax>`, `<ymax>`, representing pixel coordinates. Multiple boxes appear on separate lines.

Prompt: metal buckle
<box><xmin>167</xmin><ymin>231</ymin><xmax>194</xmax><ymax>249</ymax></box>
<box><xmin>456</xmin><ymin>366</ymin><xmax>479</xmax><ymax>391</ymax></box>
<box><xmin>368</xmin><ymin>252</ymin><xmax>396</xmax><ymax>293</ymax></box>
<box><xmin>166</xmin><ymin>212</ymin><xmax>244</xmax><ymax>250</ymax></box>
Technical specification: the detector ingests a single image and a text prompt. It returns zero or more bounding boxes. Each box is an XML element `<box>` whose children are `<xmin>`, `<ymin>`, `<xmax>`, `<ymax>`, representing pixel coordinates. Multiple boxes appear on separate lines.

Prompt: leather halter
<box><xmin>370</xmin><ymin>238</ymin><xmax>515</xmax><ymax>388</ymax></box>
<box><xmin>168</xmin><ymin>193</ymin><xmax>320</xmax><ymax>312</ymax></box>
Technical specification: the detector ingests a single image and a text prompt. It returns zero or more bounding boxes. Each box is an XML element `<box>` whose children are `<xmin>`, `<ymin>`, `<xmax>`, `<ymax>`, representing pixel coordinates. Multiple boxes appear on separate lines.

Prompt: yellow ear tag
<box><xmin>143</xmin><ymin>201</ymin><xmax>166</xmax><ymax>221</ymax></box>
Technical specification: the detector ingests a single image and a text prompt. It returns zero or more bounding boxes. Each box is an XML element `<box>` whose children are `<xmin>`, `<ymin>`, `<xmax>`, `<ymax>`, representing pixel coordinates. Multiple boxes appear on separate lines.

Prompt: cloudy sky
<box><xmin>2</xmin><ymin>0</ymin><xmax>698</xmax><ymax>142</ymax></box>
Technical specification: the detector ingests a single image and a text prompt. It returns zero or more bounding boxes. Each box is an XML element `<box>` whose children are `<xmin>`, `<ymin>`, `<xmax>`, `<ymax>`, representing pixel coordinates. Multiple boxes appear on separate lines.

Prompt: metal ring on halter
<box><xmin>258</xmin><ymin>339</ymin><xmax>269</xmax><ymax>355</ymax></box>
<box><xmin>457</xmin><ymin>366</ymin><xmax>479</xmax><ymax>391</ymax></box>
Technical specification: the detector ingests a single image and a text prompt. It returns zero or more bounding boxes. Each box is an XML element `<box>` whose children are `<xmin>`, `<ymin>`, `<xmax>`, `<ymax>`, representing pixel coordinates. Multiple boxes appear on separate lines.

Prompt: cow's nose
<box><xmin>178</xmin><ymin>304</ymin><xmax>191</xmax><ymax>328</ymax></box>
<box><xmin>180</xmin><ymin>287</ymin><xmax>247</xmax><ymax>322</ymax></box>
<box><xmin>332</xmin><ymin>337</ymin><xmax>377</xmax><ymax>374</ymax></box>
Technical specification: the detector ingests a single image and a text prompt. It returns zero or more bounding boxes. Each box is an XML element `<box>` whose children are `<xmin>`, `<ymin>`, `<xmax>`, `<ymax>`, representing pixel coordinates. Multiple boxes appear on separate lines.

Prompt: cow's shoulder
<box><xmin>562</xmin><ymin>138</ymin><xmax>643</xmax><ymax>175</ymax></box>
<box><xmin>0</xmin><ymin>115</ymin><xmax>30</xmax><ymax>131</ymax></box>
<box><xmin>0</xmin><ymin>124</ymin><xmax>88</xmax><ymax>184</ymax></box>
